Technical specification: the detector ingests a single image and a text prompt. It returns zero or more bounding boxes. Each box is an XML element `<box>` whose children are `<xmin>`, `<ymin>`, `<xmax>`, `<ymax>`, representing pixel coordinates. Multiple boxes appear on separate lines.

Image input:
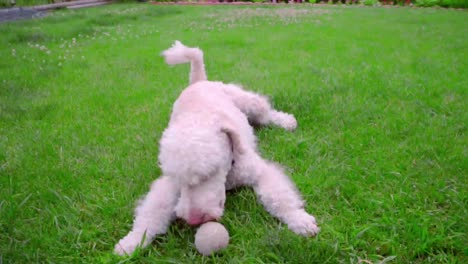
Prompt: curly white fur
<box><xmin>115</xmin><ymin>41</ymin><xmax>319</xmax><ymax>256</ymax></box>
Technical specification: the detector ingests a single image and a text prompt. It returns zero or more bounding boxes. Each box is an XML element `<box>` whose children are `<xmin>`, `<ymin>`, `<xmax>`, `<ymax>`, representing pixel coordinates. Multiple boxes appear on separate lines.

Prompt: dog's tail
<box><xmin>161</xmin><ymin>40</ymin><xmax>207</xmax><ymax>85</ymax></box>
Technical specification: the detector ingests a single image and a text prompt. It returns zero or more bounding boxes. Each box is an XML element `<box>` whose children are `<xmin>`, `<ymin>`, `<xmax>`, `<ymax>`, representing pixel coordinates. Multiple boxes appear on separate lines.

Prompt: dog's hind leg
<box><xmin>114</xmin><ymin>176</ymin><xmax>179</xmax><ymax>255</ymax></box>
<box><xmin>232</xmin><ymin>152</ymin><xmax>319</xmax><ymax>236</ymax></box>
<box><xmin>223</xmin><ymin>84</ymin><xmax>297</xmax><ymax>131</ymax></box>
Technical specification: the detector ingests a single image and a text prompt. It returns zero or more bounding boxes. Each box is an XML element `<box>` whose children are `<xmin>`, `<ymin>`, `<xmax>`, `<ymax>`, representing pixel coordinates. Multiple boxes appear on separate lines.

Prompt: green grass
<box><xmin>1</xmin><ymin>3</ymin><xmax>467</xmax><ymax>263</ymax></box>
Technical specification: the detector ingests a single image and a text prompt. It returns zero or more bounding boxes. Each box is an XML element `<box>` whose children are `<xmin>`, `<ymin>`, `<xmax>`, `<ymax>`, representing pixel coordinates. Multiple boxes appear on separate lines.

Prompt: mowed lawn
<box><xmin>0</xmin><ymin>3</ymin><xmax>466</xmax><ymax>263</ymax></box>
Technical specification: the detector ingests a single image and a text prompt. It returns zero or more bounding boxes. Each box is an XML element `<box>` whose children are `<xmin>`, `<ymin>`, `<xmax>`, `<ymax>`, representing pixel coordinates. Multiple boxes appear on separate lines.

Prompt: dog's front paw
<box><xmin>274</xmin><ymin>112</ymin><xmax>297</xmax><ymax>131</ymax></box>
<box><xmin>282</xmin><ymin>113</ymin><xmax>297</xmax><ymax>131</ymax></box>
<box><xmin>114</xmin><ymin>231</ymin><xmax>148</xmax><ymax>256</ymax></box>
<box><xmin>286</xmin><ymin>211</ymin><xmax>320</xmax><ymax>237</ymax></box>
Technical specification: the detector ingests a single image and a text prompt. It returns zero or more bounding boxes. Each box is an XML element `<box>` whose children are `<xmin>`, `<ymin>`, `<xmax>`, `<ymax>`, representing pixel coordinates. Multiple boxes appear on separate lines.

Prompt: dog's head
<box><xmin>175</xmin><ymin>175</ymin><xmax>226</xmax><ymax>226</ymax></box>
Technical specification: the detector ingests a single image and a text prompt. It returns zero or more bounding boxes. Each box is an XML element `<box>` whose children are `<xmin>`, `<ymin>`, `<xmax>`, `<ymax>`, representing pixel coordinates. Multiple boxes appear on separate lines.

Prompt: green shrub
<box><xmin>414</xmin><ymin>0</ymin><xmax>468</xmax><ymax>7</ymax></box>
<box><xmin>1</xmin><ymin>0</ymin><xmax>51</xmax><ymax>7</ymax></box>
<box><xmin>394</xmin><ymin>0</ymin><xmax>410</xmax><ymax>5</ymax></box>
<box><xmin>440</xmin><ymin>0</ymin><xmax>468</xmax><ymax>7</ymax></box>
<box><xmin>362</xmin><ymin>0</ymin><xmax>379</xmax><ymax>5</ymax></box>
<box><xmin>0</xmin><ymin>0</ymin><xmax>9</xmax><ymax>7</ymax></box>
<box><xmin>415</xmin><ymin>0</ymin><xmax>440</xmax><ymax>6</ymax></box>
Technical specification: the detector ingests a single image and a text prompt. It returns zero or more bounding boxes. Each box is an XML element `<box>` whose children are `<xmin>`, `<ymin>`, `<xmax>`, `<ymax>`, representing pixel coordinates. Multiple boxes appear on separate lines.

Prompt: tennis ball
<box><xmin>194</xmin><ymin>222</ymin><xmax>229</xmax><ymax>256</ymax></box>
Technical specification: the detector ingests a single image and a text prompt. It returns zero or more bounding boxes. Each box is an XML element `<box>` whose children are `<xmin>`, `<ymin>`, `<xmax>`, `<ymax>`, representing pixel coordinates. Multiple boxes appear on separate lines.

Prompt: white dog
<box><xmin>115</xmin><ymin>41</ymin><xmax>319</xmax><ymax>255</ymax></box>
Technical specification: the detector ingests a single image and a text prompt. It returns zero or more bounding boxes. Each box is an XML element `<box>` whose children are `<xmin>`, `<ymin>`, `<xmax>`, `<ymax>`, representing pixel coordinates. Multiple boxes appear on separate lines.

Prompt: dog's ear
<box><xmin>221</xmin><ymin>123</ymin><xmax>246</xmax><ymax>155</ymax></box>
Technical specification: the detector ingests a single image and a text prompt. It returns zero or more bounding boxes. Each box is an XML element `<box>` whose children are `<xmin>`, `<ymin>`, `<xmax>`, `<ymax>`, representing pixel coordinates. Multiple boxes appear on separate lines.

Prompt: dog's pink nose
<box><xmin>187</xmin><ymin>217</ymin><xmax>204</xmax><ymax>226</ymax></box>
<box><xmin>187</xmin><ymin>210</ymin><xmax>215</xmax><ymax>226</ymax></box>
<box><xmin>187</xmin><ymin>209</ymin><xmax>204</xmax><ymax>226</ymax></box>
